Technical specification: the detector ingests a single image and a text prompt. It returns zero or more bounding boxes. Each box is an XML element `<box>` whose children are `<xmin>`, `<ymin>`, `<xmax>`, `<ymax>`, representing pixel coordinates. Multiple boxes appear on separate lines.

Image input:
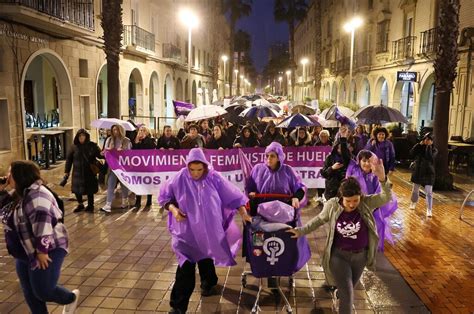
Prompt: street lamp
<box><xmin>234</xmin><ymin>69</ymin><xmax>239</xmax><ymax>95</ymax></box>
<box><xmin>278</xmin><ymin>76</ymin><xmax>283</xmax><ymax>95</ymax></box>
<box><xmin>221</xmin><ymin>55</ymin><xmax>228</xmax><ymax>97</ymax></box>
<box><xmin>286</xmin><ymin>70</ymin><xmax>291</xmax><ymax>96</ymax></box>
<box><xmin>179</xmin><ymin>8</ymin><xmax>199</xmax><ymax>103</ymax></box>
<box><xmin>239</xmin><ymin>74</ymin><xmax>244</xmax><ymax>95</ymax></box>
<box><xmin>344</xmin><ymin>16</ymin><xmax>363</xmax><ymax>103</ymax></box>
<box><xmin>300</xmin><ymin>58</ymin><xmax>309</xmax><ymax>101</ymax></box>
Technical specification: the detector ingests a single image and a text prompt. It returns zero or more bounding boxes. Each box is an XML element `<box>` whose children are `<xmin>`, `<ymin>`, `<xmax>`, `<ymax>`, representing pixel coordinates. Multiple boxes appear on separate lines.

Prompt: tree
<box><xmin>274</xmin><ymin>0</ymin><xmax>308</xmax><ymax>99</ymax></box>
<box><xmin>433</xmin><ymin>0</ymin><xmax>460</xmax><ymax>190</ymax></box>
<box><xmin>223</xmin><ymin>0</ymin><xmax>252</xmax><ymax>97</ymax></box>
<box><xmin>101</xmin><ymin>0</ymin><xmax>123</xmax><ymax>119</ymax></box>
<box><xmin>234</xmin><ymin>29</ymin><xmax>251</xmax><ymax>95</ymax></box>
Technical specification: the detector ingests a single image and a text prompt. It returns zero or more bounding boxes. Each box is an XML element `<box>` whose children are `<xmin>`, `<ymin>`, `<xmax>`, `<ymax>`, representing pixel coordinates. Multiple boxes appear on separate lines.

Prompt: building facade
<box><xmin>0</xmin><ymin>0</ymin><xmax>230</xmax><ymax>169</ymax></box>
<box><xmin>294</xmin><ymin>0</ymin><xmax>474</xmax><ymax>137</ymax></box>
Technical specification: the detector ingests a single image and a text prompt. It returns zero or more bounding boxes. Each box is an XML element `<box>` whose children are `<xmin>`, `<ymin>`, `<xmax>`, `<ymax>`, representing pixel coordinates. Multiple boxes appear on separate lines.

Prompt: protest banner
<box><xmin>105</xmin><ymin>146</ymin><xmax>331</xmax><ymax>195</ymax></box>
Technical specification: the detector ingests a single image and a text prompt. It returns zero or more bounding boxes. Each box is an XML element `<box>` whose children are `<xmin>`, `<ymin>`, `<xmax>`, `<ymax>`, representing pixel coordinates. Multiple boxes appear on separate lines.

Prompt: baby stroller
<box><xmin>241</xmin><ymin>194</ymin><xmax>311</xmax><ymax>313</ymax></box>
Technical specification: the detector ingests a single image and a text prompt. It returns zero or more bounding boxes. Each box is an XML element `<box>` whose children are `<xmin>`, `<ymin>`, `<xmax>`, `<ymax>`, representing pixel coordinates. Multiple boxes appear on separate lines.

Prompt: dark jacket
<box><xmin>410</xmin><ymin>143</ymin><xmax>438</xmax><ymax>186</ymax></box>
<box><xmin>65</xmin><ymin>130</ymin><xmax>102</xmax><ymax>195</ymax></box>
<box><xmin>320</xmin><ymin>138</ymin><xmax>351</xmax><ymax>200</ymax></box>
<box><xmin>157</xmin><ymin>135</ymin><xmax>180</xmax><ymax>149</ymax></box>
<box><xmin>132</xmin><ymin>136</ymin><xmax>156</xmax><ymax>149</ymax></box>
<box><xmin>206</xmin><ymin>135</ymin><xmax>233</xmax><ymax>149</ymax></box>
<box><xmin>260</xmin><ymin>124</ymin><xmax>287</xmax><ymax>147</ymax></box>
<box><xmin>233</xmin><ymin>126</ymin><xmax>260</xmax><ymax>147</ymax></box>
<box><xmin>180</xmin><ymin>134</ymin><xmax>206</xmax><ymax>149</ymax></box>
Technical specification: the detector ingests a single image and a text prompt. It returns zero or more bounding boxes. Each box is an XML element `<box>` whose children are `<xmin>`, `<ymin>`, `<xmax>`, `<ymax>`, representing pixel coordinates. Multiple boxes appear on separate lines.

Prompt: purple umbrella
<box><xmin>276</xmin><ymin>113</ymin><xmax>322</xmax><ymax>128</ymax></box>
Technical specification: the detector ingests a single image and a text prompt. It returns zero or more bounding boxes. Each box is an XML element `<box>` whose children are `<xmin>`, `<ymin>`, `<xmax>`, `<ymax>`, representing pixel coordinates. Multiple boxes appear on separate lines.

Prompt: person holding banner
<box><xmin>287</xmin><ymin>159</ymin><xmax>392</xmax><ymax>314</ymax></box>
<box><xmin>132</xmin><ymin>126</ymin><xmax>156</xmax><ymax>209</ymax></box>
<box><xmin>233</xmin><ymin>125</ymin><xmax>260</xmax><ymax>148</ymax></box>
<box><xmin>158</xmin><ymin>148</ymin><xmax>251</xmax><ymax>314</ymax></box>
<box><xmin>157</xmin><ymin>125</ymin><xmax>180</xmax><ymax>150</ymax></box>
<box><xmin>206</xmin><ymin>124</ymin><xmax>233</xmax><ymax>149</ymax></box>
<box><xmin>180</xmin><ymin>124</ymin><xmax>206</xmax><ymax>149</ymax></box>
<box><xmin>100</xmin><ymin>124</ymin><xmax>132</xmax><ymax>213</ymax></box>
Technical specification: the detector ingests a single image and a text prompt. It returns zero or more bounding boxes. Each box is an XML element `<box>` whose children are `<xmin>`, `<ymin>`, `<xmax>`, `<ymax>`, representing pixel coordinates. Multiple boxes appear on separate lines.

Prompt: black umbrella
<box><xmin>223</xmin><ymin>103</ymin><xmax>249</xmax><ymax>125</ymax></box>
<box><xmin>239</xmin><ymin>105</ymin><xmax>280</xmax><ymax>119</ymax></box>
<box><xmin>353</xmin><ymin>104</ymin><xmax>409</xmax><ymax>124</ymax></box>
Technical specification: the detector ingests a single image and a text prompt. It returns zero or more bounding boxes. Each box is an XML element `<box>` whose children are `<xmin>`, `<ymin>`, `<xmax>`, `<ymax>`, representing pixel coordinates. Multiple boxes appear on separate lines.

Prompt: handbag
<box><xmin>409</xmin><ymin>160</ymin><xmax>416</xmax><ymax>171</ymax></box>
<box><xmin>90</xmin><ymin>159</ymin><xmax>103</xmax><ymax>175</ymax></box>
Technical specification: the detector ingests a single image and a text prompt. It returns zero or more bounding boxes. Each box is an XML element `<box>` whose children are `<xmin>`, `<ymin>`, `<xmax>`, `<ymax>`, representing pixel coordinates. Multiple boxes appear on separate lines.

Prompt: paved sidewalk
<box><xmin>0</xmin><ymin>165</ymin><xmax>472</xmax><ymax>313</ymax></box>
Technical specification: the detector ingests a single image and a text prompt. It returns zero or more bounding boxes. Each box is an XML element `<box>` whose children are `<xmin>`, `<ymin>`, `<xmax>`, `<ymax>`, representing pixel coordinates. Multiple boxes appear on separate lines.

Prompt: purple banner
<box><xmin>106</xmin><ymin>147</ymin><xmax>331</xmax><ymax>195</ymax></box>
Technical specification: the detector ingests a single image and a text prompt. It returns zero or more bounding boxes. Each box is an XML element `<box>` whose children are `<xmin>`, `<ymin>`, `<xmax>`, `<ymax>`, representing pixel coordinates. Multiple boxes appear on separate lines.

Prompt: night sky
<box><xmin>236</xmin><ymin>0</ymin><xmax>289</xmax><ymax>74</ymax></box>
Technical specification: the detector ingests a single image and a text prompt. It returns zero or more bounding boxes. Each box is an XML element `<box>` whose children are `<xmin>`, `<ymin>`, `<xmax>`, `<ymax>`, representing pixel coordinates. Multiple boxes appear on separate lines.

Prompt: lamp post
<box><xmin>300</xmin><ymin>58</ymin><xmax>309</xmax><ymax>101</ymax></box>
<box><xmin>221</xmin><ymin>55</ymin><xmax>228</xmax><ymax>97</ymax></box>
<box><xmin>179</xmin><ymin>8</ymin><xmax>199</xmax><ymax>103</ymax></box>
<box><xmin>343</xmin><ymin>17</ymin><xmax>363</xmax><ymax>104</ymax></box>
<box><xmin>234</xmin><ymin>69</ymin><xmax>239</xmax><ymax>95</ymax></box>
<box><xmin>239</xmin><ymin>75</ymin><xmax>244</xmax><ymax>95</ymax></box>
<box><xmin>278</xmin><ymin>76</ymin><xmax>283</xmax><ymax>95</ymax></box>
<box><xmin>285</xmin><ymin>70</ymin><xmax>291</xmax><ymax>97</ymax></box>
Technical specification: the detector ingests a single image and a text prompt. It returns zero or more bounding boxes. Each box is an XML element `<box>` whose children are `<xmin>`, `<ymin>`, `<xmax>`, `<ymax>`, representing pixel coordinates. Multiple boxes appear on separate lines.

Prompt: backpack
<box><xmin>42</xmin><ymin>185</ymin><xmax>65</xmax><ymax>223</ymax></box>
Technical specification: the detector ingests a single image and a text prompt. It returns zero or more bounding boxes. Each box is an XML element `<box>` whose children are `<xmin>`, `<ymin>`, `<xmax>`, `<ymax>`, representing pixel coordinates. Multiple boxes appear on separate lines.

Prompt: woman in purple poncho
<box><xmin>365</xmin><ymin>127</ymin><xmax>395</xmax><ymax>175</ymax></box>
<box><xmin>158</xmin><ymin>148</ymin><xmax>251</xmax><ymax>314</ymax></box>
<box><xmin>246</xmin><ymin>142</ymin><xmax>311</xmax><ymax>286</ymax></box>
<box><xmin>346</xmin><ymin>150</ymin><xmax>398</xmax><ymax>251</ymax></box>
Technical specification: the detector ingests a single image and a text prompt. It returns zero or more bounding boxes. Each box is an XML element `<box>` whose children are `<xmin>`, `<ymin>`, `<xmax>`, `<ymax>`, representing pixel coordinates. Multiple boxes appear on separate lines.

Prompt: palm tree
<box><xmin>274</xmin><ymin>0</ymin><xmax>308</xmax><ymax>100</ymax></box>
<box><xmin>223</xmin><ymin>0</ymin><xmax>252</xmax><ymax>97</ymax></box>
<box><xmin>313</xmin><ymin>0</ymin><xmax>322</xmax><ymax>100</ymax></box>
<box><xmin>101</xmin><ymin>0</ymin><xmax>123</xmax><ymax>119</ymax></box>
<box><xmin>234</xmin><ymin>29</ymin><xmax>251</xmax><ymax>96</ymax></box>
<box><xmin>433</xmin><ymin>0</ymin><xmax>460</xmax><ymax>190</ymax></box>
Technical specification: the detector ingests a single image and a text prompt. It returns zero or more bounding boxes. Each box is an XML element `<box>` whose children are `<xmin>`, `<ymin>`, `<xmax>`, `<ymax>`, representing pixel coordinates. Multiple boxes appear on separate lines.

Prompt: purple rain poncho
<box><xmin>246</xmin><ymin>142</ymin><xmax>311</xmax><ymax>270</ymax></box>
<box><xmin>346</xmin><ymin>158</ymin><xmax>398</xmax><ymax>251</ymax></box>
<box><xmin>365</xmin><ymin>140</ymin><xmax>396</xmax><ymax>174</ymax></box>
<box><xmin>158</xmin><ymin>148</ymin><xmax>248</xmax><ymax>267</ymax></box>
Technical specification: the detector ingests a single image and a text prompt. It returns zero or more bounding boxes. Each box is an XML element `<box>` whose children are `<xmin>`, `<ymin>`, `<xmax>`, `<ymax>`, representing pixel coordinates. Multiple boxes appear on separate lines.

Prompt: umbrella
<box><xmin>353</xmin><ymin>104</ymin><xmax>409</xmax><ymax>124</ymax></box>
<box><xmin>251</xmin><ymin>98</ymin><xmax>271</xmax><ymax>106</ymax></box>
<box><xmin>239</xmin><ymin>105</ymin><xmax>280</xmax><ymax>119</ymax></box>
<box><xmin>291</xmin><ymin>104</ymin><xmax>316</xmax><ymax>115</ymax></box>
<box><xmin>276</xmin><ymin>113</ymin><xmax>322</xmax><ymax>128</ymax></box>
<box><xmin>322</xmin><ymin>105</ymin><xmax>354</xmax><ymax>120</ymax></box>
<box><xmin>223</xmin><ymin>103</ymin><xmax>249</xmax><ymax>125</ymax></box>
<box><xmin>91</xmin><ymin>118</ymin><xmax>135</xmax><ymax>131</ymax></box>
<box><xmin>185</xmin><ymin>105</ymin><xmax>227</xmax><ymax>122</ymax></box>
<box><xmin>211</xmin><ymin>100</ymin><xmax>224</xmax><ymax>106</ymax></box>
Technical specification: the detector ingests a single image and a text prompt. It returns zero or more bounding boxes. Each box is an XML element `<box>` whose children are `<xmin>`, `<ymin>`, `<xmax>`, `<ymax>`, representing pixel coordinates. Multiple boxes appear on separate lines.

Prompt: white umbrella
<box><xmin>252</xmin><ymin>98</ymin><xmax>271</xmax><ymax>106</ymax></box>
<box><xmin>185</xmin><ymin>105</ymin><xmax>227</xmax><ymax>122</ymax></box>
<box><xmin>91</xmin><ymin>118</ymin><xmax>135</xmax><ymax>131</ymax></box>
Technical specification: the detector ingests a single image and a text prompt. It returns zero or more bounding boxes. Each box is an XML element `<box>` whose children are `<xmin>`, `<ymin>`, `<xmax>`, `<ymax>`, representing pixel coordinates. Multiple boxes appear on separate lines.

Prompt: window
<box><xmin>79</xmin><ymin>59</ymin><xmax>88</xmax><ymax>78</ymax></box>
<box><xmin>376</xmin><ymin>20</ymin><xmax>390</xmax><ymax>53</ymax></box>
<box><xmin>0</xmin><ymin>99</ymin><xmax>11</xmax><ymax>150</ymax></box>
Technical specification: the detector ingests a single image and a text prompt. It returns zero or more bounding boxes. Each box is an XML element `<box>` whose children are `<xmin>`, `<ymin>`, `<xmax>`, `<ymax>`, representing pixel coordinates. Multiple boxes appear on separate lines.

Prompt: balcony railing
<box><xmin>0</xmin><ymin>0</ymin><xmax>94</xmax><ymax>30</ymax></box>
<box><xmin>162</xmin><ymin>43</ymin><xmax>181</xmax><ymax>61</ymax></box>
<box><xmin>335</xmin><ymin>57</ymin><xmax>350</xmax><ymax>72</ymax></box>
<box><xmin>355</xmin><ymin>51</ymin><xmax>371</xmax><ymax>68</ymax></box>
<box><xmin>420</xmin><ymin>27</ymin><xmax>438</xmax><ymax>55</ymax></box>
<box><xmin>124</xmin><ymin>25</ymin><xmax>155</xmax><ymax>52</ymax></box>
<box><xmin>392</xmin><ymin>36</ymin><xmax>416</xmax><ymax>60</ymax></box>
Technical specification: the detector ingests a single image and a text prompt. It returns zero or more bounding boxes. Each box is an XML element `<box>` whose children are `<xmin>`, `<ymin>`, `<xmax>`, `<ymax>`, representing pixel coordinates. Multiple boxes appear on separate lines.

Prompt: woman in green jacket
<box><xmin>287</xmin><ymin>159</ymin><xmax>392</xmax><ymax>314</ymax></box>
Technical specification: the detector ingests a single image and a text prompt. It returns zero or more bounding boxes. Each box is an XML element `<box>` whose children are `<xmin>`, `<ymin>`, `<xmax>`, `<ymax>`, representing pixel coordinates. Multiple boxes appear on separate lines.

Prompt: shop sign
<box><xmin>397</xmin><ymin>71</ymin><xmax>418</xmax><ymax>82</ymax></box>
<box><xmin>0</xmin><ymin>23</ymin><xmax>48</xmax><ymax>44</ymax></box>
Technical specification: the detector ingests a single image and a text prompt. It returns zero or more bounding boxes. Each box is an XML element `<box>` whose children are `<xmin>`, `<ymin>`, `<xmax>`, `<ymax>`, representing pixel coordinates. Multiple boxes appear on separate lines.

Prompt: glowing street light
<box><xmin>344</xmin><ymin>17</ymin><xmax>363</xmax><ymax>103</ymax></box>
<box><xmin>221</xmin><ymin>55</ymin><xmax>228</xmax><ymax>97</ymax></box>
<box><xmin>286</xmin><ymin>70</ymin><xmax>291</xmax><ymax>96</ymax></box>
<box><xmin>179</xmin><ymin>8</ymin><xmax>199</xmax><ymax>102</ymax></box>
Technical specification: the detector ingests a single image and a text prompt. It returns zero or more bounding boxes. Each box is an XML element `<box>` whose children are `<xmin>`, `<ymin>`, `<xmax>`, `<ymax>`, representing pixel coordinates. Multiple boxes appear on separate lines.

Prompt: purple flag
<box><xmin>172</xmin><ymin>100</ymin><xmax>194</xmax><ymax>116</ymax></box>
<box><xmin>334</xmin><ymin>106</ymin><xmax>356</xmax><ymax>130</ymax></box>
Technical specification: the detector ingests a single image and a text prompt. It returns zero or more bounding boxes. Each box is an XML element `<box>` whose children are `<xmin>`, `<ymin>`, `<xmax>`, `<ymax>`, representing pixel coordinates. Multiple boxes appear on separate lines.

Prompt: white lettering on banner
<box><xmin>208</xmin><ymin>154</ymin><xmax>240</xmax><ymax>166</ymax></box>
<box><xmin>118</xmin><ymin>154</ymin><xmax>187</xmax><ymax>167</ymax></box>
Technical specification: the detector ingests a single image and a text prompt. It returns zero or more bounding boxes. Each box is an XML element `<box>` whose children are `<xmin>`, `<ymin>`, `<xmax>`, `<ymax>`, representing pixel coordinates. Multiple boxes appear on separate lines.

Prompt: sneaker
<box><xmin>426</xmin><ymin>209</ymin><xmax>433</xmax><ymax>217</ymax></box>
<box><xmin>121</xmin><ymin>198</ymin><xmax>129</xmax><ymax>209</ymax></box>
<box><xmin>73</xmin><ymin>204</ymin><xmax>84</xmax><ymax>213</ymax></box>
<box><xmin>100</xmin><ymin>203</ymin><xmax>111</xmax><ymax>213</ymax></box>
<box><xmin>62</xmin><ymin>289</ymin><xmax>80</xmax><ymax>314</ymax></box>
<box><xmin>409</xmin><ymin>202</ymin><xmax>416</xmax><ymax>210</ymax></box>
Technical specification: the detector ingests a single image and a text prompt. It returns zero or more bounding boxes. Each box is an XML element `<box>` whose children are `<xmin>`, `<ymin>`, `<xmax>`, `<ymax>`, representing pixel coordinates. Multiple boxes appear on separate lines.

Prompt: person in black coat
<box><xmin>233</xmin><ymin>125</ymin><xmax>260</xmax><ymax>148</ymax></box>
<box><xmin>132</xmin><ymin>126</ymin><xmax>156</xmax><ymax>209</ymax></box>
<box><xmin>260</xmin><ymin>121</ymin><xmax>287</xmax><ymax>147</ymax></box>
<box><xmin>320</xmin><ymin>127</ymin><xmax>351</xmax><ymax>201</ymax></box>
<box><xmin>409</xmin><ymin>133</ymin><xmax>438</xmax><ymax>217</ymax></box>
<box><xmin>157</xmin><ymin>125</ymin><xmax>180</xmax><ymax>150</ymax></box>
<box><xmin>206</xmin><ymin>124</ymin><xmax>232</xmax><ymax>149</ymax></box>
<box><xmin>64</xmin><ymin>129</ymin><xmax>102</xmax><ymax>212</ymax></box>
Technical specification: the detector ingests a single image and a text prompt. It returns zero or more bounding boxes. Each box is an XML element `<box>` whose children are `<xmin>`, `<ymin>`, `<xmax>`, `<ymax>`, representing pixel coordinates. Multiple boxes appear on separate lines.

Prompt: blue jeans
<box><xmin>16</xmin><ymin>248</ymin><xmax>75</xmax><ymax>314</ymax></box>
<box><xmin>107</xmin><ymin>171</ymin><xmax>129</xmax><ymax>203</ymax></box>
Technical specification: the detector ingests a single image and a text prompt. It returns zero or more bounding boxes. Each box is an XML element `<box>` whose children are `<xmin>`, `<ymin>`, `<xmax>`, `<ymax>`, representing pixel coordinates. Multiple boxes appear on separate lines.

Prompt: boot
<box><xmin>73</xmin><ymin>204</ymin><xmax>84</xmax><ymax>213</ymax></box>
<box><xmin>145</xmin><ymin>195</ymin><xmax>152</xmax><ymax>207</ymax></box>
<box><xmin>133</xmin><ymin>195</ymin><xmax>141</xmax><ymax>209</ymax></box>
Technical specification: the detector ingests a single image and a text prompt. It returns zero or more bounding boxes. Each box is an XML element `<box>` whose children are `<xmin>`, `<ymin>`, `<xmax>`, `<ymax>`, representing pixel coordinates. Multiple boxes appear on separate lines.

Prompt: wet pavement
<box><xmin>0</xmin><ymin>164</ymin><xmax>472</xmax><ymax>313</ymax></box>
